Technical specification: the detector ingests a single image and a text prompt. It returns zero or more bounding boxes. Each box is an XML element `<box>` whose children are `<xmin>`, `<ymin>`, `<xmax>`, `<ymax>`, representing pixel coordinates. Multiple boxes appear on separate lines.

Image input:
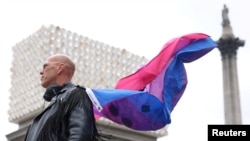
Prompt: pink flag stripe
<box><xmin>115</xmin><ymin>33</ymin><xmax>209</xmax><ymax>90</ymax></box>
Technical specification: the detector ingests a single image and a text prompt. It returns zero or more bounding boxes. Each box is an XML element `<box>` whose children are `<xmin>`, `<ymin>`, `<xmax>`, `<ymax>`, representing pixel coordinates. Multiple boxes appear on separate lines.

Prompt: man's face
<box><xmin>40</xmin><ymin>60</ymin><xmax>60</xmax><ymax>88</ymax></box>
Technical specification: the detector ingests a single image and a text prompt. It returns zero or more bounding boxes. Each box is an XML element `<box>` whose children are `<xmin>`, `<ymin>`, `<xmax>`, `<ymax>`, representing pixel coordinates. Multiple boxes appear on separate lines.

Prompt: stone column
<box><xmin>216</xmin><ymin>4</ymin><xmax>244</xmax><ymax>124</ymax></box>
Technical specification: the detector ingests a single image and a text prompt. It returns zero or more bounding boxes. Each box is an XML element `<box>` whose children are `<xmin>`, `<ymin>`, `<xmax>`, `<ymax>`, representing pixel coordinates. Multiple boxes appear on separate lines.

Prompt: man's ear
<box><xmin>57</xmin><ymin>63</ymin><xmax>65</xmax><ymax>74</ymax></box>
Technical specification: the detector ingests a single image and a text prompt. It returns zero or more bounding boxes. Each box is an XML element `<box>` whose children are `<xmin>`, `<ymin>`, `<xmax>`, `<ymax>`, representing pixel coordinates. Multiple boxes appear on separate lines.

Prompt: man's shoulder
<box><xmin>61</xmin><ymin>84</ymin><xmax>86</xmax><ymax>98</ymax></box>
<box><xmin>62</xmin><ymin>82</ymin><xmax>85</xmax><ymax>90</ymax></box>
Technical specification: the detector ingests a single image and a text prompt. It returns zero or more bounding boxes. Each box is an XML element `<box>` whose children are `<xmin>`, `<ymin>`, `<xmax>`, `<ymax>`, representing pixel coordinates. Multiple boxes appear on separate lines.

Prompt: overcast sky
<box><xmin>0</xmin><ymin>0</ymin><xmax>249</xmax><ymax>140</ymax></box>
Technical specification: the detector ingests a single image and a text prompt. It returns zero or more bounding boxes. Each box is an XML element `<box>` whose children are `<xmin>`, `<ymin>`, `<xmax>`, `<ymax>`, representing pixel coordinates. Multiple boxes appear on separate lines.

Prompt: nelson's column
<box><xmin>216</xmin><ymin>5</ymin><xmax>245</xmax><ymax>124</ymax></box>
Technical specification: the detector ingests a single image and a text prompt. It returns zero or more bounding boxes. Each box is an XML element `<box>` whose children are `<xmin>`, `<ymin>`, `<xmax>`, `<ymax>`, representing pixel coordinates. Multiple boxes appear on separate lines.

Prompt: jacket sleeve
<box><xmin>67</xmin><ymin>89</ymin><xmax>95</xmax><ymax>141</ymax></box>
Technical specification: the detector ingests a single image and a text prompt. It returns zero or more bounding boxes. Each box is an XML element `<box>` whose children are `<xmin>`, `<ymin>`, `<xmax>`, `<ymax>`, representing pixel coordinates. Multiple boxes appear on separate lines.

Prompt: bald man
<box><xmin>24</xmin><ymin>54</ymin><xmax>100</xmax><ymax>141</ymax></box>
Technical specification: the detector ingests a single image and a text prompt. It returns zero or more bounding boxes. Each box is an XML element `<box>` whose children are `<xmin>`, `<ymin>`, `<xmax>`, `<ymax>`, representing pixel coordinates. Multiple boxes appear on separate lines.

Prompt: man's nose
<box><xmin>40</xmin><ymin>70</ymin><xmax>43</xmax><ymax>75</ymax></box>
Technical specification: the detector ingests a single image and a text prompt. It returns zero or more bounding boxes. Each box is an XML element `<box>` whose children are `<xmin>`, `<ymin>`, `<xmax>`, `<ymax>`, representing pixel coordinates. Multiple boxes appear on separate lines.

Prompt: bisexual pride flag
<box><xmin>86</xmin><ymin>33</ymin><xmax>217</xmax><ymax>131</ymax></box>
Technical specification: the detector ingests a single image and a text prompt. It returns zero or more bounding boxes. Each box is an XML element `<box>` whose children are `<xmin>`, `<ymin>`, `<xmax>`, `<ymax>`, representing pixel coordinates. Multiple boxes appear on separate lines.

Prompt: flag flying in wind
<box><xmin>86</xmin><ymin>33</ymin><xmax>217</xmax><ymax>131</ymax></box>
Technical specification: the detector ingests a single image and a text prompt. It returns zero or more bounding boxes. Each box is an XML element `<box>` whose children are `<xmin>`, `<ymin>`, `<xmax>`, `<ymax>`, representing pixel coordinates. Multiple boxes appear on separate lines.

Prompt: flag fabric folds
<box><xmin>87</xmin><ymin>33</ymin><xmax>217</xmax><ymax>131</ymax></box>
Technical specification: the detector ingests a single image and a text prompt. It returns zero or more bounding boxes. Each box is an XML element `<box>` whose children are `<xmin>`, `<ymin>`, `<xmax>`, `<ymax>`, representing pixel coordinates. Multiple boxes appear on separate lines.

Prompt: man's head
<box><xmin>40</xmin><ymin>54</ymin><xmax>75</xmax><ymax>88</ymax></box>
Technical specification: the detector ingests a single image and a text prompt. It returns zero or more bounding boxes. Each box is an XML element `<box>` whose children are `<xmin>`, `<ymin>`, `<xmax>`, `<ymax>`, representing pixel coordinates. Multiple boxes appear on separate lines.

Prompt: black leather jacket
<box><xmin>25</xmin><ymin>83</ymin><xmax>98</xmax><ymax>141</ymax></box>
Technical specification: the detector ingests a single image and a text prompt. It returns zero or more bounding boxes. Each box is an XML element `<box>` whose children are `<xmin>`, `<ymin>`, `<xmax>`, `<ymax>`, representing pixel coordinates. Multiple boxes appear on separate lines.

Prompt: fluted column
<box><xmin>217</xmin><ymin>5</ymin><xmax>244</xmax><ymax>124</ymax></box>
